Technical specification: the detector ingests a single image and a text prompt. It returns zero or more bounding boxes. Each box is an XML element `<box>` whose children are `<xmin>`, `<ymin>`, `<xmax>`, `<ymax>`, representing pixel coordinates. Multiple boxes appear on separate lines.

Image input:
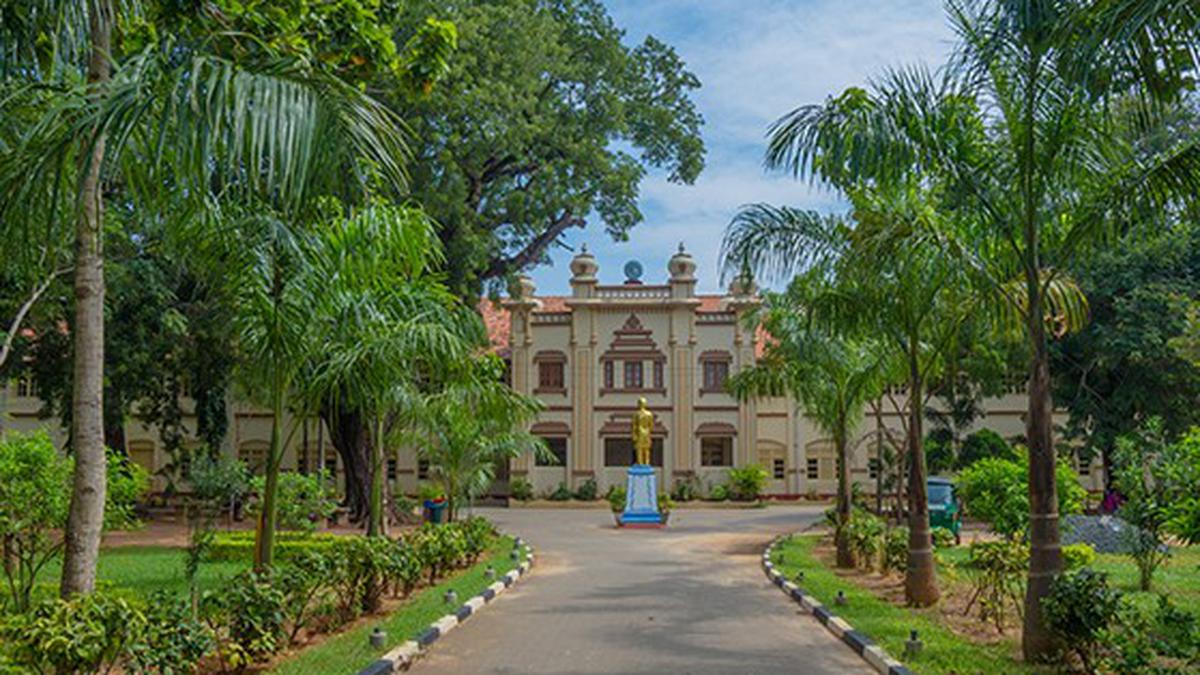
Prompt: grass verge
<box><xmin>37</xmin><ymin>545</ymin><xmax>245</xmax><ymax>598</ymax></box>
<box><xmin>770</xmin><ymin>534</ymin><xmax>1041</xmax><ymax>675</ymax></box>
<box><xmin>271</xmin><ymin>535</ymin><xmax>525</xmax><ymax>675</ymax></box>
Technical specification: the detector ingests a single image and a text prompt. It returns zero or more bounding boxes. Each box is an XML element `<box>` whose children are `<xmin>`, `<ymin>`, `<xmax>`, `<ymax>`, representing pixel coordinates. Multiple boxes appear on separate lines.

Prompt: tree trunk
<box><xmin>253</xmin><ymin>376</ymin><xmax>285</xmax><ymax>571</ymax></box>
<box><xmin>904</xmin><ymin>358</ymin><xmax>939</xmax><ymax>606</ymax></box>
<box><xmin>321</xmin><ymin>402</ymin><xmax>371</xmax><ymax>522</ymax></box>
<box><xmin>60</xmin><ymin>0</ymin><xmax>112</xmax><ymax>598</ymax></box>
<box><xmin>367</xmin><ymin>416</ymin><xmax>384</xmax><ymax>536</ymax></box>
<box><xmin>1022</xmin><ymin>319</ymin><xmax>1062</xmax><ymax>660</ymax></box>
<box><xmin>835</xmin><ymin>425</ymin><xmax>855</xmax><ymax>568</ymax></box>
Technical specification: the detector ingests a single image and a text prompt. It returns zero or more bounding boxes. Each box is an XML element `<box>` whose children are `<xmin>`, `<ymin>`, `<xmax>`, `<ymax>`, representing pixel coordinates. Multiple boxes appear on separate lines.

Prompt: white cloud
<box><xmin>529</xmin><ymin>0</ymin><xmax>954</xmax><ymax>296</ymax></box>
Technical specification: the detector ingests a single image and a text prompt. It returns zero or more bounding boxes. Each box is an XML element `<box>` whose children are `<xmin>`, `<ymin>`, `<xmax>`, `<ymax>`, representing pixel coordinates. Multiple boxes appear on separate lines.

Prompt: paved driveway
<box><xmin>413</xmin><ymin>506</ymin><xmax>871</xmax><ymax>674</ymax></box>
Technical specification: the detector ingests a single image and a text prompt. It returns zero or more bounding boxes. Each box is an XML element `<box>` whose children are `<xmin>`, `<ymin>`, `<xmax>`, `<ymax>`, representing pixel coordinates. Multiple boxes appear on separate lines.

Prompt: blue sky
<box><xmin>527</xmin><ymin>0</ymin><xmax>953</xmax><ymax>296</ymax></box>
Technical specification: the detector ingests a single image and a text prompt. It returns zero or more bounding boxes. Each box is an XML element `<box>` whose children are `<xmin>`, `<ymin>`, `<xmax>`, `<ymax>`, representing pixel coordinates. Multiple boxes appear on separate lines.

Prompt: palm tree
<box><xmin>728</xmin><ymin>279</ymin><xmax>888</xmax><ymax>568</ymax></box>
<box><xmin>0</xmin><ymin>2</ymin><xmax>410</xmax><ymax>592</ymax></box>
<box><xmin>760</xmin><ymin>1</ymin><xmax>1199</xmax><ymax>656</ymax></box>
<box><xmin>724</xmin><ymin>192</ymin><xmax>973</xmax><ymax>605</ymax></box>
<box><xmin>303</xmin><ymin>204</ymin><xmax>481</xmax><ymax>537</ymax></box>
<box><xmin>402</xmin><ymin>358</ymin><xmax>546</xmax><ymax>523</ymax></box>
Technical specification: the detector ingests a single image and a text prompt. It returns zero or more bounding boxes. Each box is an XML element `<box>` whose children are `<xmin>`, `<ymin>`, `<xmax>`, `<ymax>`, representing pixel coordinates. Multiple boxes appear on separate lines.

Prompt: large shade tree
<box><xmin>0</xmin><ymin>0</ymin><xmax>450</xmax><ymax>593</ymax></box>
<box><xmin>761</xmin><ymin>0</ymin><xmax>1200</xmax><ymax>657</ymax></box>
<box><xmin>391</xmin><ymin>0</ymin><xmax>706</xmax><ymax>296</ymax></box>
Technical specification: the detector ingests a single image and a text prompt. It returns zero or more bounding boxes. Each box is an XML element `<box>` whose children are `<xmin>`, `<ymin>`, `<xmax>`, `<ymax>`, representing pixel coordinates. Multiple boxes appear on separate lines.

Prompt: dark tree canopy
<box><xmin>1053</xmin><ymin>224</ymin><xmax>1200</xmax><ymax>477</ymax></box>
<box><xmin>392</xmin><ymin>0</ymin><xmax>706</xmax><ymax>296</ymax></box>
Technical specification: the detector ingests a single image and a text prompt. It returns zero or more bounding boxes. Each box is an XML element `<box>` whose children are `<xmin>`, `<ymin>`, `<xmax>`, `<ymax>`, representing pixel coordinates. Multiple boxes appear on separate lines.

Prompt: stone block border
<box><xmin>358</xmin><ymin>539</ymin><xmax>536</xmax><ymax>674</ymax></box>
<box><xmin>762</xmin><ymin>535</ymin><xmax>913</xmax><ymax>675</ymax></box>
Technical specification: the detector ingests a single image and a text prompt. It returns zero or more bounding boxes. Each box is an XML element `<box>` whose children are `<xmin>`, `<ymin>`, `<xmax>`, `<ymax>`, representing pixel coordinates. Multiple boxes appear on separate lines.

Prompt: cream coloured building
<box><xmin>0</xmin><ymin>244</ymin><xmax>1104</xmax><ymax>498</ymax></box>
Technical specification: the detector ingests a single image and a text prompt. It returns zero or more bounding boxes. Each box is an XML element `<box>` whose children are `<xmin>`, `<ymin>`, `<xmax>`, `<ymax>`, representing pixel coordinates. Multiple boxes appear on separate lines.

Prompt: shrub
<box><xmin>924</xmin><ymin>430</ymin><xmax>955</xmax><ymax>475</ymax></box>
<box><xmin>328</xmin><ymin>536</ymin><xmax>395</xmax><ymax>617</ymax></box>
<box><xmin>129</xmin><ymin>591</ymin><xmax>213</xmax><ymax>673</ymax></box>
<box><xmin>276</xmin><ymin>550</ymin><xmax>338</xmax><ymax>642</ymax></box>
<box><xmin>4</xmin><ymin>591</ymin><xmax>146</xmax><ymax>674</ymax></box>
<box><xmin>105</xmin><ymin>449</ymin><xmax>150</xmax><ymax>529</ymax></box>
<box><xmin>882</xmin><ymin>526</ymin><xmax>909</xmax><ymax>573</ymax></box>
<box><xmin>844</xmin><ymin>508</ymin><xmax>886</xmax><ymax>570</ymax></box>
<box><xmin>418</xmin><ymin>482</ymin><xmax>445</xmax><ymax>501</ymax></box>
<box><xmin>957</xmin><ymin>453</ymin><xmax>1085</xmax><ymax>538</ymax></box>
<box><xmin>510</xmin><ymin>478</ymin><xmax>534</xmax><ymax>501</ymax></box>
<box><xmin>658</xmin><ymin>493</ymin><xmax>674</xmax><ymax>514</ymax></box>
<box><xmin>671</xmin><ymin>475</ymin><xmax>700</xmax><ymax>502</ymax></box>
<box><xmin>964</xmin><ymin>540</ymin><xmax>1028</xmax><ymax>631</ymax></box>
<box><xmin>206</xmin><ymin>530</ymin><xmax>341</xmax><ymax>562</ymax></box>
<box><xmin>382</xmin><ymin>540</ymin><xmax>424</xmax><ymax>599</ymax></box>
<box><xmin>547</xmin><ymin>482</ymin><xmax>572</xmax><ymax>501</ymax></box>
<box><xmin>607</xmin><ymin>486</ymin><xmax>627</xmax><ymax>512</ymax></box>
<box><xmin>203</xmin><ymin>571</ymin><xmax>286</xmax><ymax>672</ymax></box>
<box><xmin>708</xmin><ymin>483</ymin><xmax>729</xmax><ymax>501</ymax></box>
<box><xmin>0</xmin><ymin>430</ymin><xmax>72</xmax><ymax>612</ymax></box>
<box><xmin>460</xmin><ymin>516</ymin><xmax>497</xmax><ymax>564</ymax></box>
<box><xmin>957</xmin><ymin>429</ymin><xmax>1018</xmax><ymax>469</ymax></box>
<box><xmin>1043</xmin><ymin>569</ymin><xmax>1122</xmax><ymax>673</ymax></box>
<box><xmin>247</xmin><ymin>471</ymin><xmax>337</xmax><ymax>532</ymax></box>
<box><xmin>726</xmin><ymin>464</ymin><xmax>768</xmax><ymax>501</ymax></box>
<box><xmin>931</xmin><ymin>526</ymin><xmax>957</xmax><ymax>548</ymax></box>
<box><xmin>573</xmin><ymin>479</ymin><xmax>598</xmax><ymax>501</ymax></box>
<box><xmin>1061</xmin><ymin>542</ymin><xmax>1098</xmax><ymax>571</ymax></box>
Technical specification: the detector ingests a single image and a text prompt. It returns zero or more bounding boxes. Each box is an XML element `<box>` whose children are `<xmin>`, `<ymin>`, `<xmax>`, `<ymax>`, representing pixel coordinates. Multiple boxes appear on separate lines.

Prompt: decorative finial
<box><xmin>581</xmin><ymin>242</ymin><xmax>589</xmax><ymax>253</ymax></box>
<box><xmin>678</xmin><ymin>241</ymin><xmax>686</xmax><ymax>253</ymax></box>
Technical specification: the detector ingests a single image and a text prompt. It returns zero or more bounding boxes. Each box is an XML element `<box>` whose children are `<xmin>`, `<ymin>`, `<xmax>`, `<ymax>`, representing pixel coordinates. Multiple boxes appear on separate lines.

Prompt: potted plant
<box><xmin>658</xmin><ymin>493</ymin><xmax>673</xmax><ymax>524</ymax></box>
<box><xmin>419</xmin><ymin>482</ymin><xmax>447</xmax><ymax>523</ymax></box>
<box><xmin>608</xmin><ymin>486</ymin><xmax>626</xmax><ymax>526</ymax></box>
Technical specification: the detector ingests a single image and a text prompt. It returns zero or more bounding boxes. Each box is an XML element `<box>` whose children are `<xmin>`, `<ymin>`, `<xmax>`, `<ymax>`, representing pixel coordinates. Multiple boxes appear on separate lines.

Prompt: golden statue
<box><xmin>631</xmin><ymin>397</ymin><xmax>654</xmax><ymax>465</ymax></box>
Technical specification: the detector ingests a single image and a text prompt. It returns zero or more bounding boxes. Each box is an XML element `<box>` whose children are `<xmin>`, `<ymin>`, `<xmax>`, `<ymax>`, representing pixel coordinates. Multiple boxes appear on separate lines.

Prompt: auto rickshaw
<box><xmin>927</xmin><ymin>476</ymin><xmax>962</xmax><ymax>544</ymax></box>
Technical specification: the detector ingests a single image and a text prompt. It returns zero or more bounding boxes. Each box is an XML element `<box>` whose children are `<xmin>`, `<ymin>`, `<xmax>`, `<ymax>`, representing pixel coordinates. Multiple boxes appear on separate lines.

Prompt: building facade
<box><xmin>0</xmin><ymin>244</ymin><xmax>1105</xmax><ymax>498</ymax></box>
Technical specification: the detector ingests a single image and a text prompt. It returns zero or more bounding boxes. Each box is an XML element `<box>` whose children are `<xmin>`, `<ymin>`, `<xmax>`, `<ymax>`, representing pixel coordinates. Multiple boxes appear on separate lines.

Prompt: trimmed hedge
<box><xmin>205</xmin><ymin>530</ymin><xmax>342</xmax><ymax>562</ymax></box>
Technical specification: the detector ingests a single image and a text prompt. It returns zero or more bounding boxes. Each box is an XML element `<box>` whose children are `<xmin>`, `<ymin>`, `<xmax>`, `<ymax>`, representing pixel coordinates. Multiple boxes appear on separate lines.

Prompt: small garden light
<box><xmin>485</xmin><ymin>565</ymin><xmax>496</xmax><ymax>580</ymax></box>
<box><xmin>510</xmin><ymin>548</ymin><xmax>521</xmax><ymax>561</ymax></box>
<box><xmin>905</xmin><ymin>629</ymin><xmax>924</xmax><ymax>657</ymax></box>
<box><xmin>444</xmin><ymin>589</ymin><xmax>458</xmax><ymax>606</ymax></box>
<box><xmin>793</xmin><ymin>570</ymin><xmax>805</xmax><ymax>584</ymax></box>
<box><xmin>370</xmin><ymin>627</ymin><xmax>387</xmax><ymax>650</ymax></box>
<box><xmin>835</xmin><ymin>590</ymin><xmax>847</xmax><ymax>606</ymax></box>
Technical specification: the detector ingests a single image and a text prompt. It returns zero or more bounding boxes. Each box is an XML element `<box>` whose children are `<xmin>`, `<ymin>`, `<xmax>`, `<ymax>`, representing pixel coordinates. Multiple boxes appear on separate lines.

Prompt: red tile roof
<box><xmin>476</xmin><ymin>295</ymin><xmax>767</xmax><ymax>358</ymax></box>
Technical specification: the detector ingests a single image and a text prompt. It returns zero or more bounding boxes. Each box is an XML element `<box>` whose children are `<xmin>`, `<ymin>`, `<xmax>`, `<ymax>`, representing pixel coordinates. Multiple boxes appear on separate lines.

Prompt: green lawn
<box><xmin>271</xmin><ymin>536</ymin><xmax>525</xmax><ymax>675</ymax></box>
<box><xmin>770</xmin><ymin>535</ymin><xmax>1044</xmax><ymax>675</ymax></box>
<box><xmin>37</xmin><ymin>545</ymin><xmax>246</xmax><ymax>599</ymax></box>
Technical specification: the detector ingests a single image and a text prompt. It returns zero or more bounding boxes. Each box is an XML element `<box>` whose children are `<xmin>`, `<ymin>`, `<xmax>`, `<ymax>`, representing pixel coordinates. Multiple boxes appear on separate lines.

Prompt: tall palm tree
<box><xmin>760</xmin><ymin>1</ymin><xmax>1199</xmax><ymax>656</ymax></box>
<box><xmin>728</xmin><ymin>279</ymin><xmax>889</xmax><ymax>568</ymax></box>
<box><xmin>0</xmin><ymin>1</ymin><xmax>408</xmax><ymax>593</ymax></box>
<box><xmin>303</xmin><ymin>204</ymin><xmax>482</xmax><ymax>537</ymax></box>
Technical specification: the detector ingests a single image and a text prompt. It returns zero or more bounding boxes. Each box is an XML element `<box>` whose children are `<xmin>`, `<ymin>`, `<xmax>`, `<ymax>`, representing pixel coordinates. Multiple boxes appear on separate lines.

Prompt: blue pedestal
<box><xmin>621</xmin><ymin>464</ymin><xmax>663</xmax><ymax>525</ymax></box>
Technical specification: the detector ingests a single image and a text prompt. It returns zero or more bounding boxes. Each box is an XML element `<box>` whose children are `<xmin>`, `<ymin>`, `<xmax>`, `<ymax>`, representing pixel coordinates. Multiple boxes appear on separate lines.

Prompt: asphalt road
<box><xmin>412</xmin><ymin>506</ymin><xmax>872</xmax><ymax>675</ymax></box>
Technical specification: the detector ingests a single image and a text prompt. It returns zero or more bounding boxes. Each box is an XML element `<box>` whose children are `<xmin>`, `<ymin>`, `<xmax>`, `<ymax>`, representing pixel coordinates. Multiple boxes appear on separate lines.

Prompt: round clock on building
<box><xmin>624</xmin><ymin>259</ymin><xmax>644</xmax><ymax>283</ymax></box>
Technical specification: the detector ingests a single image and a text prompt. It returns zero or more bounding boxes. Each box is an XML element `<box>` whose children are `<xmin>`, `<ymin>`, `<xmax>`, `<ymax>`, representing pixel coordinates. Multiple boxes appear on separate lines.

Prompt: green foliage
<box><xmin>203</xmin><ymin>572</ymin><xmax>287</xmax><ymax>671</ymax></box>
<box><xmin>1113</xmin><ymin>419</ymin><xmax>1180</xmax><ymax>590</ymax></box>
<box><xmin>607</xmin><ymin>486</ymin><xmax>627</xmax><ymax>513</ymax></box>
<box><xmin>924</xmin><ymin>431</ymin><xmax>955</xmax><ymax>475</ymax></box>
<box><xmin>882</xmin><ymin>527</ymin><xmax>909</xmax><ymax>573</ymax></box>
<box><xmin>247</xmin><ymin>471</ymin><xmax>337</xmax><ymax>532</ymax></box>
<box><xmin>394</xmin><ymin>0</ymin><xmax>705</xmax><ymax>294</ymax></box>
<box><xmin>547</xmin><ymin>483</ymin><xmax>572</xmax><ymax>501</ymax></box>
<box><xmin>670</xmin><ymin>475</ymin><xmax>700</xmax><ymax>502</ymax></box>
<box><xmin>189</xmin><ymin>454</ymin><xmax>253</xmax><ymax>506</ymax></box>
<box><xmin>129</xmin><ymin>591</ymin><xmax>213</xmax><ymax>674</ymax></box>
<box><xmin>1062</xmin><ymin>543</ymin><xmax>1098</xmax><ymax>572</ymax></box>
<box><xmin>844</xmin><ymin>508</ymin><xmax>886</xmax><ymax>570</ymax></box>
<box><xmin>0</xmin><ymin>430</ymin><xmax>71</xmax><ymax>611</ymax></box>
<box><xmin>572</xmin><ymin>479</ymin><xmax>598</xmax><ymax>501</ymax></box>
<box><xmin>964</xmin><ymin>540</ymin><xmax>1028</xmax><ymax>632</ymax></box>
<box><xmin>657</xmin><ymin>493</ymin><xmax>674</xmax><ymax>514</ymax></box>
<box><xmin>4</xmin><ymin>591</ymin><xmax>146</xmax><ymax>674</ymax></box>
<box><xmin>1043</xmin><ymin>569</ymin><xmax>1122</xmax><ymax>672</ymax></box>
<box><xmin>956</xmin><ymin>429</ymin><xmax>1017</xmax><ymax>469</ymax></box>
<box><xmin>207</xmin><ymin>531</ymin><xmax>342</xmax><ymax>563</ymax></box>
<box><xmin>957</xmin><ymin>453</ymin><xmax>1085</xmax><ymax>538</ymax></box>
<box><xmin>931</xmin><ymin>527</ymin><xmax>957</xmax><ymax>549</ymax></box>
<box><xmin>509</xmin><ymin>478</ymin><xmax>534</xmax><ymax>502</ymax></box>
<box><xmin>418</xmin><ymin>482</ymin><xmax>446</xmax><ymax>501</ymax></box>
<box><xmin>105</xmin><ymin>449</ymin><xmax>150</xmax><ymax>529</ymax></box>
<box><xmin>726</xmin><ymin>464</ymin><xmax>769</xmax><ymax>502</ymax></box>
<box><xmin>327</xmin><ymin>536</ymin><xmax>393</xmax><ymax>618</ymax></box>
<box><xmin>707</xmin><ymin>483</ymin><xmax>729</xmax><ymax>502</ymax></box>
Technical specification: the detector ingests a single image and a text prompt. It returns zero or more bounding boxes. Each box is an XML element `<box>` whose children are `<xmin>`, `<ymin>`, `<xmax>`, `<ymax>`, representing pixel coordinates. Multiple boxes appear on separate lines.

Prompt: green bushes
<box><xmin>882</xmin><ymin>526</ymin><xmax>909</xmax><ymax>573</ymax></box>
<box><xmin>1061</xmin><ymin>542</ymin><xmax>1098</xmax><ymax>571</ymax></box>
<box><xmin>247</xmin><ymin>471</ymin><xmax>337</xmax><ymax>532</ymax></box>
<box><xmin>509</xmin><ymin>478</ymin><xmax>534</xmax><ymax>501</ymax></box>
<box><xmin>962</xmin><ymin>540</ymin><xmax>1028</xmax><ymax>631</ymax></box>
<box><xmin>0</xmin><ymin>518</ymin><xmax>502</xmax><ymax>674</ymax></box>
<box><xmin>207</xmin><ymin>530</ymin><xmax>342</xmax><ymax>562</ymax></box>
<box><xmin>844</xmin><ymin>509</ymin><xmax>886</xmax><ymax>569</ymax></box>
<box><xmin>957</xmin><ymin>429</ymin><xmax>1018</xmax><ymax>469</ymax></box>
<box><xmin>726</xmin><ymin>464</ymin><xmax>768</xmax><ymax>501</ymax></box>
<box><xmin>546</xmin><ymin>482</ymin><xmax>572</xmax><ymax>501</ymax></box>
<box><xmin>607</xmin><ymin>486</ymin><xmax>627</xmax><ymax>512</ymax></box>
<box><xmin>957</xmin><ymin>453</ymin><xmax>1085</xmax><ymax>538</ymax></box>
<box><xmin>708</xmin><ymin>483</ymin><xmax>729</xmax><ymax>501</ymax></box>
<box><xmin>1043</xmin><ymin>569</ymin><xmax>1121</xmax><ymax>672</ymax></box>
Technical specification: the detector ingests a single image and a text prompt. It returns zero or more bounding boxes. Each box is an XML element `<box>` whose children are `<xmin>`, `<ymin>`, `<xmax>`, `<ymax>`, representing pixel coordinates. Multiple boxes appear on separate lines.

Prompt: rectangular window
<box><xmin>773</xmin><ymin>458</ymin><xmax>785</xmax><ymax>480</ymax></box>
<box><xmin>702</xmin><ymin>361</ymin><xmax>729</xmax><ymax>391</ymax></box>
<box><xmin>538</xmin><ymin>361</ymin><xmax>565</xmax><ymax>390</ymax></box>
<box><xmin>700</xmin><ymin>437</ymin><xmax>733</xmax><ymax>466</ymax></box>
<box><xmin>536</xmin><ymin>437</ymin><xmax>568</xmax><ymax>467</ymax></box>
<box><xmin>868</xmin><ymin>457</ymin><xmax>880</xmax><ymax>480</ymax></box>
<box><xmin>15</xmin><ymin>376</ymin><xmax>36</xmax><ymax>398</ymax></box>
<box><xmin>623</xmin><ymin>361</ymin><xmax>644</xmax><ymax>389</ymax></box>
<box><xmin>806</xmin><ymin>458</ymin><xmax>819</xmax><ymax>480</ymax></box>
<box><xmin>417</xmin><ymin>459</ymin><xmax>430</xmax><ymax>481</ymax></box>
<box><xmin>603</xmin><ymin>361</ymin><xmax>614</xmax><ymax>389</ymax></box>
<box><xmin>653</xmin><ymin>361</ymin><xmax>664</xmax><ymax>389</ymax></box>
<box><xmin>387</xmin><ymin>459</ymin><xmax>397</xmax><ymax>481</ymax></box>
<box><xmin>1078</xmin><ymin>462</ymin><xmax>1090</xmax><ymax>477</ymax></box>
<box><xmin>604</xmin><ymin>438</ymin><xmax>663</xmax><ymax>467</ymax></box>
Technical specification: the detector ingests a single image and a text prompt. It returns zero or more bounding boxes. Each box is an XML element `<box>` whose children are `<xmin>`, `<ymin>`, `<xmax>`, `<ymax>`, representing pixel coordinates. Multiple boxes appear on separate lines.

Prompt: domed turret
<box><xmin>514</xmin><ymin>274</ymin><xmax>537</xmax><ymax>301</ymax></box>
<box><xmin>668</xmin><ymin>242</ymin><xmax>697</xmax><ymax>282</ymax></box>
<box><xmin>569</xmin><ymin>243</ymin><xmax>599</xmax><ymax>282</ymax></box>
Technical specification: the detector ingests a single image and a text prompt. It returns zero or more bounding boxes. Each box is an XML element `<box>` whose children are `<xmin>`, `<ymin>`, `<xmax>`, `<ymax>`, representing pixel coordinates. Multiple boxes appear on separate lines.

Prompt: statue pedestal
<box><xmin>620</xmin><ymin>464</ymin><xmax>664</xmax><ymax>526</ymax></box>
